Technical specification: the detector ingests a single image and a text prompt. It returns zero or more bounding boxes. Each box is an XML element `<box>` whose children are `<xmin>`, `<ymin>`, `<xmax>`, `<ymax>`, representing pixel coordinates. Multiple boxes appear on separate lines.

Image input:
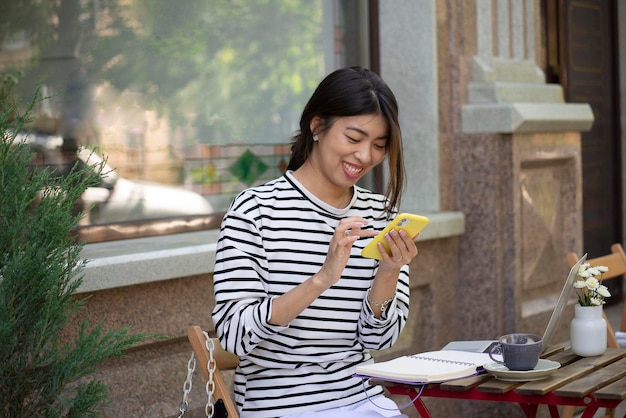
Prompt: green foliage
<box><xmin>2</xmin><ymin>0</ymin><xmax>325</xmax><ymax>144</ymax></box>
<box><xmin>0</xmin><ymin>89</ymin><xmax>149</xmax><ymax>417</ymax></box>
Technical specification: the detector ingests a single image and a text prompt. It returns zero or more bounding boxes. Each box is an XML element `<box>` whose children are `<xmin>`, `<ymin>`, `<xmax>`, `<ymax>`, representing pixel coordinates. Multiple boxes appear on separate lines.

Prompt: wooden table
<box><xmin>374</xmin><ymin>347</ymin><xmax>626</xmax><ymax>418</ymax></box>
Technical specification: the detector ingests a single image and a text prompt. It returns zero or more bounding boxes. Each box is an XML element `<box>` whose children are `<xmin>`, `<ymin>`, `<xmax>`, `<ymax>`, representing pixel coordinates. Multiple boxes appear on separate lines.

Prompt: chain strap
<box><xmin>178</xmin><ymin>352</ymin><xmax>197</xmax><ymax>417</ymax></box>
<box><xmin>204</xmin><ymin>333</ymin><xmax>217</xmax><ymax>417</ymax></box>
<box><xmin>178</xmin><ymin>331</ymin><xmax>217</xmax><ymax>418</ymax></box>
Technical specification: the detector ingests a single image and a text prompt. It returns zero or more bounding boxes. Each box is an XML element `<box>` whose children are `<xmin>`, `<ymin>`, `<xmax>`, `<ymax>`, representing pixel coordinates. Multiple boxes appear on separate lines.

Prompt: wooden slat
<box><xmin>439</xmin><ymin>373</ymin><xmax>494</xmax><ymax>391</ymax></box>
<box><xmin>594</xmin><ymin>376</ymin><xmax>626</xmax><ymax>400</ymax></box>
<box><xmin>546</xmin><ymin>350</ymin><xmax>580</xmax><ymax>367</ymax></box>
<box><xmin>211</xmin><ymin>338</ymin><xmax>240</xmax><ymax>370</ymax></box>
<box><xmin>554</xmin><ymin>357</ymin><xmax>626</xmax><ymax>397</ymax></box>
<box><xmin>516</xmin><ymin>349</ymin><xmax>626</xmax><ymax>396</ymax></box>
<box><xmin>475</xmin><ymin>377</ymin><xmax>522</xmax><ymax>394</ymax></box>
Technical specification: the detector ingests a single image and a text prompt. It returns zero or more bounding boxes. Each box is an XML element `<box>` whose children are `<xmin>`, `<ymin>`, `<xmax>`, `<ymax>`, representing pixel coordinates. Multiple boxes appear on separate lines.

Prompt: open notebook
<box><xmin>442</xmin><ymin>254</ymin><xmax>588</xmax><ymax>354</ymax></box>
<box><xmin>354</xmin><ymin>350</ymin><xmax>492</xmax><ymax>384</ymax></box>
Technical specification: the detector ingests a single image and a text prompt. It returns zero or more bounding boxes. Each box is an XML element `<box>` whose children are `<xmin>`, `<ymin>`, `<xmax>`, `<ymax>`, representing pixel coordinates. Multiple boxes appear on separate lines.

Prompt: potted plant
<box><xmin>0</xmin><ymin>82</ymin><xmax>149</xmax><ymax>417</ymax></box>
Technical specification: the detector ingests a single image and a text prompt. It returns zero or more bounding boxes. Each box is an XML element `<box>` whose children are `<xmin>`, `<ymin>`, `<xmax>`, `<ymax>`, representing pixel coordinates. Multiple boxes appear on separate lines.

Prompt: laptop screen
<box><xmin>442</xmin><ymin>253</ymin><xmax>588</xmax><ymax>354</ymax></box>
<box><xmin>540</xmin><ymin>254</ymin><xmax>587</xmax><ymax>352</ymax></box>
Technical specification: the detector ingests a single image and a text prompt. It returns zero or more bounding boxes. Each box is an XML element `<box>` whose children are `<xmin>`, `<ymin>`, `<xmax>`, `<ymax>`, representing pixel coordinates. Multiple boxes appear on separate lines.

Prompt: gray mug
<box><xmin>488</xmin><ymin>333</ymin><xmax>543</xmax><ymax>371</ymax></box>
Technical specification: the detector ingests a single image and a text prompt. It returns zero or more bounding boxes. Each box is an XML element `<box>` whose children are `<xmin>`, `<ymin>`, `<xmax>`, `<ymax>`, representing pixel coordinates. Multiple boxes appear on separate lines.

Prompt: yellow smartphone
<box><xmin>361</xmin><ymin>213</ymin><xmax>429</xmax><ymax>260</ymax></box>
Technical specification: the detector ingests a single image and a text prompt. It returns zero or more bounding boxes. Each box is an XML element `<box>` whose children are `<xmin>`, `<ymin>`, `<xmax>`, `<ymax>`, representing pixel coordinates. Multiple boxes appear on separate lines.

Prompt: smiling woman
<box><xmin>212</xmin><ymin>67</ymin><xmax>415</xmax><ymax>418</ymax></box>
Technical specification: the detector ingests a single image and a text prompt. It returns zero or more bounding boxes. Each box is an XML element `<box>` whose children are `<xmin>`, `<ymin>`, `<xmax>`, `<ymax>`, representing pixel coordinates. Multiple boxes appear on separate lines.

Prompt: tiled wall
<box><xmin>177</xmin><ymin>143</ymin><xmax>291</xmax><ymax>196</ymax></box>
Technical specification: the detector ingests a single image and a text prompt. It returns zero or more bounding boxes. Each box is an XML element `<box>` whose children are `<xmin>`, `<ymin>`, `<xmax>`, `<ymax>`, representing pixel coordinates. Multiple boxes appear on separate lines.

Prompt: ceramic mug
<box><xmin>488</xmin><ymin>333</ymin><xmax>543</xmax><ymax>371</ymax></box>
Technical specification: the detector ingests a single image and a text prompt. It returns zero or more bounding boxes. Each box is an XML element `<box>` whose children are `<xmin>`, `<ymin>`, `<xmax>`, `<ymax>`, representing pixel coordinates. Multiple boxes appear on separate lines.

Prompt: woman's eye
<box><xmin>374</xmin><ymin>144</ymin><xmax>385</xmax><ymax>150</ymax></box>
<box><xmin>347</xmin><ymin>136</ymin><xmax>359</xmax><ymax>143</ymax></box>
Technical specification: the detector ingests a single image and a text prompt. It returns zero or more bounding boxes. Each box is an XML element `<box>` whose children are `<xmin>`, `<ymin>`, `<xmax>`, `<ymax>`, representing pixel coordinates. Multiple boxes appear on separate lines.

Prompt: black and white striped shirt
<box><xmin>212</xmin><ymin>171</ymin><xmax>410</xmax><ymax>418</ymax></box>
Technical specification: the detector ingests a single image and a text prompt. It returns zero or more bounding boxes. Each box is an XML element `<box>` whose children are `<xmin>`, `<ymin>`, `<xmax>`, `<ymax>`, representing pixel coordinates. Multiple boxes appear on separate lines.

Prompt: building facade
<box><xmin>2</xmin><ymin>1</ymin><xmax>623</xmax><ymax>417</ymax></box>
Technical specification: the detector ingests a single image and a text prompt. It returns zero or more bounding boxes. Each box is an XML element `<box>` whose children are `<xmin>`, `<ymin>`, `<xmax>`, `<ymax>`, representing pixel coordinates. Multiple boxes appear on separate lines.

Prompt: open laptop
<box><xmin>442</xmin><ymin>254</ymin><xmax>588</xmax><ymax>354</ymax></box>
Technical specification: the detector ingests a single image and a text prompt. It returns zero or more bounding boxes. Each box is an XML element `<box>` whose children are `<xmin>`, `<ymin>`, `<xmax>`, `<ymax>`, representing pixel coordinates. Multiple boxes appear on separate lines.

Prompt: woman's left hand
<box><xmin>377</xmin><ymin>229</ymin><xmax>419</xmax><ymax>270</ymax></box>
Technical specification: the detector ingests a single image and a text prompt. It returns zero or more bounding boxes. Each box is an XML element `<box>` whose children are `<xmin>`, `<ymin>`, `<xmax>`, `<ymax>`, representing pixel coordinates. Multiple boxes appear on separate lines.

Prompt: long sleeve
<box><xmin>357</xmin><ymin>265</ymin><xmax>410</xmax><ymax>350</ymax></box>
<box><xmin>212</xmin><ymin>209</ymin><xmax>288</xmax><ymax>357</ymax></box>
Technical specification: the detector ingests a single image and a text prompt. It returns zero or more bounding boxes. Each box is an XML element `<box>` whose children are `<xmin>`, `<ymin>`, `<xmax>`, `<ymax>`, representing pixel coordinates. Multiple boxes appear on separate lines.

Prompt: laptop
<box><xmin>442</xmin><ymin>254</ymin><xmax>588</xmax><ymax>354</ymax></box>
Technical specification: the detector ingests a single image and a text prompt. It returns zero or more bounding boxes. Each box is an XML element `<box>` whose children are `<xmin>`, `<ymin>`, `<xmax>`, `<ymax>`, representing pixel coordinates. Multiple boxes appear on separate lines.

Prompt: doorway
<box><xmin>543</xmin><ymin>0</ymin><xmax>622</xmax><ymax>304</ymax></box>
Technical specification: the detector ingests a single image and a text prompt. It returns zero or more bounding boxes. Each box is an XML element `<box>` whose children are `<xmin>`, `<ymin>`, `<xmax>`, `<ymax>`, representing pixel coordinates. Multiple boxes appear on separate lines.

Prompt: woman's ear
<box><xmin>310</xmin><ymin>116</ymin><xmax>323</xmax><ymax>136</ymax></box>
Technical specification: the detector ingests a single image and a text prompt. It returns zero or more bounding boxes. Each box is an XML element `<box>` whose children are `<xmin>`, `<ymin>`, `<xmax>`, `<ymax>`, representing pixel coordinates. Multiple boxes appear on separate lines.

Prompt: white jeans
<box><xmin>282</xmin><ymin>396</ymin><xmax>409</xmax><ymax>418</ymax></box>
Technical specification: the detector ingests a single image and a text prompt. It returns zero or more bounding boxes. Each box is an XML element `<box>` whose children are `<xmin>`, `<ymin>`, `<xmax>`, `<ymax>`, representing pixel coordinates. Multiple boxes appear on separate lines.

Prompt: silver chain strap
<box><xmin>178</xmin><ymin>331</ymin><xmax>217</xmax><ymax>418</ymax></box>
<box><xmin>178</xmin><ymin>352</ymin><xmax>197</xmax><ymax>417</ymax></box>
<box><xmin>204</xmin><ymin>333</ymin><xmax>216</xmax><ymax>417</ymax></box>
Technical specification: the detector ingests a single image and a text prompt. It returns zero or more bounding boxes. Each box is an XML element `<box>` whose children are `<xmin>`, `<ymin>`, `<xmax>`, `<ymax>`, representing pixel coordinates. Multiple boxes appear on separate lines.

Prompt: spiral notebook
<box><xmin>354</xmin><ymin>350</ymin><xmax>493</xmax><ymax>384</ymax></box>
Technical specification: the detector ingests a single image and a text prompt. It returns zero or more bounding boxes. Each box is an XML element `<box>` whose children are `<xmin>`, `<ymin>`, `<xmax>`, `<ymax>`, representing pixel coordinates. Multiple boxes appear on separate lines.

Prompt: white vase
<box><xmin>570</xmin><ymin>304</ymin><xmax>607</xmax><ymax>356</ymax></box>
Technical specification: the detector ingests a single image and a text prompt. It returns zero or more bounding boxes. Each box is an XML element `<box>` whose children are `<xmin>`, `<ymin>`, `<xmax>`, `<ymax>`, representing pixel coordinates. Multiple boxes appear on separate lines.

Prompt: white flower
<box><xmin>573</xmin><ymin>264</ymin><xmax>610</xmax><ymax>307</ymax></box>
<box><xmin>573</xmin><ymin>280</ymin><xmax>587</xmax><ymax>289</ymax></box>
<box><xmin>585</xmin><ymin>277</ymin><xmax>600</xmax><ymax>290</ymax></box>
<box><xmin>589</xmin><ymin>297</ymin><xmax>604</xmax><ymax>306</ymax></box>
<box><xmin>596</xmin><ymin>285</ymin><xmax>611</xmax><ymax>298</ymax></box>
<box><xmin>587</xmin><ymin>267</ymin><xmax>602</xmax><ymax>276</ymax></box>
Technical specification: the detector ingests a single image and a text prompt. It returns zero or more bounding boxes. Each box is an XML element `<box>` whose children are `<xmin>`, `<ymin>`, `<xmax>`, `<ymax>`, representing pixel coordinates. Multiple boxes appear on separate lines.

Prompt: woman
<box><xmin>212</xmin><ymin>67</ymin><xmax>418</xmax><ymax>417</ymax></box>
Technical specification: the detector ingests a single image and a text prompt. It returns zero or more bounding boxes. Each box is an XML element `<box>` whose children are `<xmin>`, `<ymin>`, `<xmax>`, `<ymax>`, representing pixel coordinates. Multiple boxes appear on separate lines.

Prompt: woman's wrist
<box><xmin>366</xmin><ymin>287</ymin><xmax>395</xmax><ymax>312</ymax></box>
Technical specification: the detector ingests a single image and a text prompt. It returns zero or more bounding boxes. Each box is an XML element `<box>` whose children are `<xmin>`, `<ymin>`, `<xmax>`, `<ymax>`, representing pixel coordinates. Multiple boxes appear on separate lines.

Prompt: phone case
<box><xmin>361</xmin><ymin>213</ymin><xmax>429</xmax><ymax>260</ymax></box>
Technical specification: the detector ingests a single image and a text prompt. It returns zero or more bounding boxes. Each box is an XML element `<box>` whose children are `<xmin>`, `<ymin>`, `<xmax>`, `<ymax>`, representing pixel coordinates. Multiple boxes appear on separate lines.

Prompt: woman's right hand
<box><xmin>315</xmin><ymin>217</ymin><xmax>376</xmax><ymax>288</ymax></box>
<box><xmin>270</xmin><ymin>217</ymin><xmax>375</xmax><ymax>326</ymax></box>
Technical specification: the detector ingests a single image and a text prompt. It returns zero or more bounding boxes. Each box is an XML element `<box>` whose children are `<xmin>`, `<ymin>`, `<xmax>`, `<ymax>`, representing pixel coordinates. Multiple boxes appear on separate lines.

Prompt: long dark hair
<box><xmin>287</xmin><ymin>66</ymin><xmax>405</xmax><ymax>214</ymax></box>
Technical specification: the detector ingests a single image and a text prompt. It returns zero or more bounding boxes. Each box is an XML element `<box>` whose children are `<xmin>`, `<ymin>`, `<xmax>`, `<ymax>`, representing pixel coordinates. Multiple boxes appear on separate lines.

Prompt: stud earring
<box><xmin>313</xmin><ymin>135</ymin><xmax>319</xmax><ymax>142</ymax></box>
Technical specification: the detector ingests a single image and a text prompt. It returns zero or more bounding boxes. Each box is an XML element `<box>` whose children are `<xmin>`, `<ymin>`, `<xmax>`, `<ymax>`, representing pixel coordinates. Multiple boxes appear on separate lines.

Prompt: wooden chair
<box><xmin>563</xmin><ymin>243</ymin><xmax>626</xmax><ymax>418</ymax></box>
<box><xmin>186</xmin><ymin>326</ymin><xmax>240</xmax><ymax>418</ymax></box>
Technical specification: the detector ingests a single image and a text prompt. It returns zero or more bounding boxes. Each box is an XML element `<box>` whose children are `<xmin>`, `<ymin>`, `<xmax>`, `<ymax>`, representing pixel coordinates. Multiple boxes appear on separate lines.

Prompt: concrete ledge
<box><xmin>462</xmin><ymin>102</ymin><xmax>594</xmax><ymax>134</ymax></box>
<box><xmin>472</xmin><ymin>58</ymin><xmax>546</xmax><ymax>84</ymax></box>
<box><xmin>468</xmin><ymin>82</ymin><xmax>565</xmax><ymax>104</ymax></box>
<box><xmin>78</xmin><ymin>211</ymin><xmax>465</xmax><ymax>293</ymax></box>
<box><xmin>78</xmin><ymin>230</ymin><xmax>220</xmax><ymax>293</ymax></box>
<box><xmin>416</xmin><ymin>211</ymin><xmax>465</xmax><ymax>240</ymax></box>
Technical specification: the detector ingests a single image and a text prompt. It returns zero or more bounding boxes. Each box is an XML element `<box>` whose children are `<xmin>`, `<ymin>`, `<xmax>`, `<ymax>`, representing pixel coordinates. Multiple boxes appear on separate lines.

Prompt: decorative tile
<box><xmin>228</xmin><ymin>149</ymin><xmax>268</xmax><ymax>186</ymax></box>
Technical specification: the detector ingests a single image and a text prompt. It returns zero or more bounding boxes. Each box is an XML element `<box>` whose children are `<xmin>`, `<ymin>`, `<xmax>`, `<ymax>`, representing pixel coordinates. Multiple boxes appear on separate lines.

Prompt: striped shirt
<box><xmin>212</xmin><ymin>171</ymin><xmax>410</xmax><ymax>418</ymax></box>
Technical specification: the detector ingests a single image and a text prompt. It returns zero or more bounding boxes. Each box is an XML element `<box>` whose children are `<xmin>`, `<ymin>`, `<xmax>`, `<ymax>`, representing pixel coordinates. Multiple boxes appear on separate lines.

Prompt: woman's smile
<box><xmin>343</xmin><ymin>161</ymin><xmax>364</xmax><ymax>178</ymax></box>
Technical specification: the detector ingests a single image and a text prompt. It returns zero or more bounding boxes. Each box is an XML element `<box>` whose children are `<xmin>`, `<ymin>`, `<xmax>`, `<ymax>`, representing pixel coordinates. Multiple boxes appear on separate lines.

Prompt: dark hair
<box><xmin>287</xmin><ymin>66</ymin><xmax>405</xmax><ymax>214</ymax></box>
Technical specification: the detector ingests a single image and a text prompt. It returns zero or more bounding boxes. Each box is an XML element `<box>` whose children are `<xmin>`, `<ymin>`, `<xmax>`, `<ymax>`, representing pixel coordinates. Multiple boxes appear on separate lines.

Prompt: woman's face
<box><xmin>311</xmin><ymin>113</ymin><xmax>388</xmax><ymax>189</ymax></box>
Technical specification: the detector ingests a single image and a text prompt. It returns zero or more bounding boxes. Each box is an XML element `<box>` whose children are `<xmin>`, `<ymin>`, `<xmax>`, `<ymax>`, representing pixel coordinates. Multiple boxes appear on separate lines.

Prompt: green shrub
<box><xmin>0</xmin><ymin>87</ymin><xmax>149</xmax><ymax>417</ymax></box>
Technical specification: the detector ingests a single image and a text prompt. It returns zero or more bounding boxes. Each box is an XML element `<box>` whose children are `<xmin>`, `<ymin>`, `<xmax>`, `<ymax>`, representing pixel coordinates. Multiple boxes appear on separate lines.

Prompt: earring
<box><xmin>313</xmin><ymin>135</ymin><xmax>319</xmax><ymax>142</ymax></box>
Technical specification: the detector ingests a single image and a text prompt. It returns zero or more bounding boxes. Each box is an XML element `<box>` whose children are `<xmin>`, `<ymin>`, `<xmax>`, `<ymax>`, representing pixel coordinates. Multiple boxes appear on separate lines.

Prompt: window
<box><xmin>0</xmin><ymin>0</ymin><xmax>370</xmax><ymax>241</ymax></box>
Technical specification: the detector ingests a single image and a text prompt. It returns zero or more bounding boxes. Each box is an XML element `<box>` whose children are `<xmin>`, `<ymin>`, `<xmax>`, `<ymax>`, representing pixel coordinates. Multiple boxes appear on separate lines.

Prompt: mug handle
<box><xmin>488</xmin><ymin>343</ymin><xmax>505</xmax><ymax>365</ymax></box>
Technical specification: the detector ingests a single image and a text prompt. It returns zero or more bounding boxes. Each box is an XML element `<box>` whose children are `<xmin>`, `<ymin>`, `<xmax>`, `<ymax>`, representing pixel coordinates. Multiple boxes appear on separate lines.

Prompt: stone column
<box><xmin>461</xmin><ymin>0</ymin><xmax>593</xmax><ymax>339</ymax></box>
